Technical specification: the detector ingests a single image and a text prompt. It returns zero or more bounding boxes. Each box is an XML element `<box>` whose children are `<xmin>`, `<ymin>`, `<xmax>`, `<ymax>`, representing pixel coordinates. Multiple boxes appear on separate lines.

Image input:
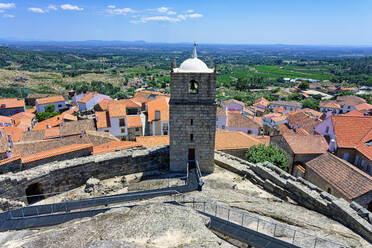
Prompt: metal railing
<box><xmin>181</xmin><ymin>196</ymin><xmax>349</xmax><ymax>248</ymax></box>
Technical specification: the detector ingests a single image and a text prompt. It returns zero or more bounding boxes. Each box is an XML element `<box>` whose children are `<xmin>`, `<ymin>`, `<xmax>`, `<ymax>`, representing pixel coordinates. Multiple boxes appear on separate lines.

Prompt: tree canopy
<box><xmin>36</xmin><ymin>104</ymin><xmax>60</xmax><ymax>122</ymax></box>
<box><xmin>245</xmin><ymin>144</ymin><xmax>289</xmax><ymax>172</ymax></box>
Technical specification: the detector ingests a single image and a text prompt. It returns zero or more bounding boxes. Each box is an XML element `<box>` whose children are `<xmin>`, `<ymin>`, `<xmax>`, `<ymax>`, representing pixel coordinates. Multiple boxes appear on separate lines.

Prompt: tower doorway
<box><xmin>25</xmin><ymin>183</ymin><xmax>45</xmax><ymax>204</ymax></box>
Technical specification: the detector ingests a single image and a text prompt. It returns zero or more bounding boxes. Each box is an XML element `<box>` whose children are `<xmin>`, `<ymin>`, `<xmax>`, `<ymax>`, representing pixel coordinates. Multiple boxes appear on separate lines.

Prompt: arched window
<box><xmin>189</xmin><ymin>80</ymin><xmax>199</xmax><ymax>94</ymax></box>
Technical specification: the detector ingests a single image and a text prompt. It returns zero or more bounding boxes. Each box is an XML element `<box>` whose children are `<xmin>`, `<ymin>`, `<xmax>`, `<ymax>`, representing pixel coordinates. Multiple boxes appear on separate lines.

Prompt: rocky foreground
<box><xmin>0</xmin><ymin>165</ymin><xmax>371</xmax><ymax>248</ymax></box>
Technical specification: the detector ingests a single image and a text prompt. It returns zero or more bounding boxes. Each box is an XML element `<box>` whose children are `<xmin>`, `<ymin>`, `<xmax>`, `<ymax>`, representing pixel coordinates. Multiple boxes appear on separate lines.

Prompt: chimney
<box><xmin>8</xmin><ymin>135</ymin><xmax>13</xmax><ymax>148</ymax></box>
<box><xmin>6</xmin><ymin>149</ymin><xmax>12</xmax><ymax>158</ymax></box>
<box><xmin>81</xmin><ymin>130</ymin><xmax>85</xmax><ymax>137</ymax></box>
<box><xmin>46</xmin><ymin>124</ymin><xmax>51</xmax><ymax>129</ymax></box>
<box><xmin>329</xmin><ymin>139</ymin><xmax>337</xmax><ymax>152</ymax></box>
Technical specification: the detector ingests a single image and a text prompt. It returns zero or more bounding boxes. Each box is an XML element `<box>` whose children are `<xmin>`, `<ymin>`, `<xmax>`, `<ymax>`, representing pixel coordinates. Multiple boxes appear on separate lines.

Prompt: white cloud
<box><xmin>0</xmin><ymin>3</ymin><xmax>15</xmax><ymax>9</ymax></box>
<box><xmin>48</xmin><ymin>5</ymin><xmax>57</xmax><ymax>10</ymax></box>
<box><xmin>186</xmin><ymin>9</ymin><xmax>194</xmax><ymax>13</ymax></box>
<box><xmin>188</xmin><ymin>13</ymin><xmax>203</xmax><ymax>18</ymax></box>
<box><xmin>60</xmin><ymin>4</ymin><xmax>83</xmax><ymax>11</ymax></box>
<box><xmin>3</xmin><ymin>13</ymin><xmax>14</xmax><ymax>18</ymax></box>
<box><xmin>28</xmin><ymin>7</ymin><xmax>45</xmax><ymax>13</ymax></box>
<box><xmin>140</xmin><ymin>15</ymin><xmax>180</xmax><ymax>23</ymax></box>
<box><xmin>167</xmin><ymin>11</ymin><xmax>176</xmax><ymax>15</ymax></box>
<box><xmin>107</xmin><ymin>5</ymin><xmax>115</xmax><ymax>9</ymax></box>
<box><xmin>157</xmin><ymin>7</ymin><xmax>168</xmax><ymax>13</ymax></box>
<box><xmin>177</xmin><ymin>14</ymin><xmax>187</xmax><ymax>21</ymax></box>
<box><xmin>108</xmin><ymin>7</ymin><xmax>134</xmax><ymax>15</ymax></box>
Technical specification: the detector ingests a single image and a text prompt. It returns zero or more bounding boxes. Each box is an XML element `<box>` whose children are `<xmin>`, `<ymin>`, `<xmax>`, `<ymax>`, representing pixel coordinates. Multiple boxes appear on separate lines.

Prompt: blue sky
<box><xmin>0</xmin><ymin>0</ymin><xmax>371</xmax><ymax>45</ymax></box>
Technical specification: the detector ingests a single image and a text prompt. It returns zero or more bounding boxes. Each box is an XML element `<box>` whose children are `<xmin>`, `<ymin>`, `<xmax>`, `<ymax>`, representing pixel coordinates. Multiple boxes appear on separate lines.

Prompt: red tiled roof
<box><xmin>287</xmin><ymin>111</ymin><xmax>321</xmax><ymax>134</ymax></box>
<box><xmin>223</xmin><ymin>99</ymin><xmax>245</xmax><ymax>107</ymax></box>
<box><xmin>332</xmin><ymin>116</ymin><xmax>372</xmax><ymax>148</ymax></box>
<box><xmin>33</xmin><ymin>107</ymin><xmax>78</xmax><ymax>130</ymax></box>
<box><xmin>22</xmin><ymin>143</ymin><xmax>93</xmax><ymax>164</ymax></box>
<box><xmin>96</xmin><ymin>111</ymin><xmax>111</xmax><ymax>129</ymax></box>
<box><xmin>302</xmin><ymin>108</ymin><xmax>323</xmax><ymax>119</ymax></box>
<box><xmin>136</xmin><ymin>135</ymin><xmax>170</xmax><ymax>148</ymax></box>
<box><xmin>0</xmin><ymin>126</ymin><xmax>23</xmax><ymax>142</ymax></box>
<box><xmin>77</xmin><ymin>92</ymin><xmax>98</xmax><ymax>103</ymax></box>
<box><xmin>11</xmin><ymin>112</ymin><xmax>35</xmax><ymax>120</ymax></box>
<box><xmin>117</xmin><ymin>99</ymin><xmax>142</xmax><ymax>109</ymax></box>
<box><xmin>282</xmin><ymin>133</ymin><xmax>329</xmax><ymax>154</ymax></box>
<box><xmin>93</xmin><ymin>141</ymin><xmax>141</xmax><ymax>155</ymax></box>
<box><xmin>148</xmin><ymin>97</ymin><xmax>170</xmax><ymax>122</ymax></box>
<box><xmin>0</xmin><ymin>116</ymin><xmax>12</xmax><ymax>124</ymax></box>
<box><xmin>36</xmin><ymin>95</ymin><xmax>65</xmax><ymax>105</ymax></box>
<box><xmin>108</xmin><ymin>103</ymin><xmax>127</xmax><ymax>118</ymax></box>
<box><xmin>126</xmin><ymin>115</ymin><xmax>142</xmax><ymax>128</ymax></box>
<box><xmin>215</xmin><ymin>131</ymin><xmax>266</xmax><ymax>150</ymax></box>
<box><xmin>342</xmin><ymin>110</ymin><xmax>365</xmax><ymax>117</ymax></box>
<box><xmin>306</xmin><ymin>152</ymin><xmax>372</xmax><ymax>200</ymax></box>
<box><xmin>355</xmin><ymin>103</ymin><xmax>372</xmax><ymax>111</ymax></box>
<box><xmin>336</xmin><ymin>95</ymin><xmax>366</xmax><ymax>106</ymax></box>
<box><xmin>96</xmin><ymin>99</ymin><xmax>114</xmax><ymax>111</ymax></box>
<box><xmin>319</xmin><ymin>101</ymin><xmax>341</xmax><ymax>109</ymax></box>
<box><xmin>273</xmin><ymin>106</ymin><xmax>284</xmax><ymax>114</ymax></box>
<box><xmin>217</xmin><ymin>107</ymin><xmax>227</xmax><ymax>117</ymax></box>
<box><xmin>45</xmin><ymin>127</ymin><xmax>60</xmax><ymax>137</ymax></box>
<box><xmin>227</xmin><ymin>112</ymin><xmax>260</xmax><ymax>129</ymax></box>
<box><xmin>0</xmin><ymin>155</ymin><xmax>21</xmax><ymax>167</ymax></box>
<box><xmin>26</xmin><ymin>106</ymin><xmax>36</xmax><ymax>114</ymax></box>
<box><xmin>0</xmin><ymin>98</ymin><xmax>25</xmax><ymax>109</ymax></box>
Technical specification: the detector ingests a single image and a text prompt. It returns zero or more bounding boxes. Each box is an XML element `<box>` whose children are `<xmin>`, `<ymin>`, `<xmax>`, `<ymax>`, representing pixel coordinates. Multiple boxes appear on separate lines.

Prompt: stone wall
<box><xmin>0</xmin><ymin>157</ymin><xmax>22</xmax><ymax>174</ymax></box>
<box><xmin>0</xmin><ymin>107</ymin><xmax>25</xmax><ymax>117</ymax></box>
<box><xmin>23</xmin><ymin>147</ymin><xmax>93</xmax><ymax>170</ymax></box>
<box><xmin>0</xmin><ymin>146</ymin><xmax>169</xmax><ymax>203</ymax></box>
<box><xmin>214</xmin><ymin>151</ymin><xmax>372</xmax><ymax>243</ymax></box>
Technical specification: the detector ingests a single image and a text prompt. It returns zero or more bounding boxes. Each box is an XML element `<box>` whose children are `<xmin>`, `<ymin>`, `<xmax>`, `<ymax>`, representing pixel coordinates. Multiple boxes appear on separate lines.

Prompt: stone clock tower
<box><xmin>169</xmin><ymin>44</ymin><xmax>216</xmax><ymax>173</ymax></box>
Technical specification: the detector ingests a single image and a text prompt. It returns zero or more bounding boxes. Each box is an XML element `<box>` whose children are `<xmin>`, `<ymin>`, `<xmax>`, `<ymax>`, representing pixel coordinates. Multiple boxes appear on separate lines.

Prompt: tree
<box><xmin>288</xmin><ymin>93</ymin><xmax>301</xmax><ymax>101</ymax></box>
<box><xmin>36</xmin><ymin>104</ymin><xmax>60</xmax><ymax>122</ymax></box>
<box><xmin>298</xmin><ymin>81</ymin><xmax>309</xmax><ymax>90</ymax></box>
<box><xmin>301</xmin><ymin>99</ymin><xmax>319</xmax><ymax>110</ymax></box>
<box><xmin>245</xmin><ymin>144</ymin><xmax>289</xmax><ymax>172</ymax></box>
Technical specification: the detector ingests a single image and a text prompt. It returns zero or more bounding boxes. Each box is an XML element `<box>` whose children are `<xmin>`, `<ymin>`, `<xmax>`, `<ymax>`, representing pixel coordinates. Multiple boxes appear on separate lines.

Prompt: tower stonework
<box><xmin>169</xmin><ymin>45</ymin><xmax>216</xmax><ymax>173</ymax></box>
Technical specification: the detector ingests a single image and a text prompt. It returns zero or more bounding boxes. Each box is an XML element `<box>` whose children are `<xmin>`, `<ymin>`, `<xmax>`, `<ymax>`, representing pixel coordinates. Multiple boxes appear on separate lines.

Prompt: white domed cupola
<box><xmin>173</xmin><ymin>43</ymin><xmax>214</xmax><ymax>73</ymax></box>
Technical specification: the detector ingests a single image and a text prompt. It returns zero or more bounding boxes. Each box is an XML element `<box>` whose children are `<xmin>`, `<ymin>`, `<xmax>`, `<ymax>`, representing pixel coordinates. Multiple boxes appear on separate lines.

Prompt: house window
<box><xmin>162</xmin><ymin>123</ymin><xmax>168</xmax><ymax>135</ymax></box>
<box><xmin>222</xmin><ymin>125</ymin><xmax>225</xmax><ymax>129</ymax></box>
<box><xmin>190</xmin><ymin>119</ymin><xmax>193</xmax><ymax>125</ymax></box>
<box><xmin>58</xmin><ymin>104</ymin><xmax>62</xmax><ymax>108</ymax></box>
<box><xmin>190</xmin><ymin>134</ymin><xmax>194</xmax><ymax>141</ymax></box>
<box><xmin>119</xmin><ymin>118</ymin><xmax>125</xmax><ymax>127</ymax></box>
<box><xmin>104</xmin><ymin>130</ymin><xmax>109</xmax><ymax>133</ymax></box>
<box><xmin>188</xmin><ymin>80</ymin><xmax>199</xmax><ymax>94</ymax></box>
<box><xmin>155</xmin><ymin>110</ymin><xmax>160</xmax><ymax>120</ymax></box>
<box><xmin>121</xmin><ymin>128</ymin><xmax>125</xmax><ymax>133</ymax></box>
<box><xmin>327</xmin><ymin>187</ymin><xmax>332</xmax><ymax>194</ymax></box>
<box><xmin>135</xmin><ymin>127</ymin><xmax>140</xmax><ymax>132</ymax></box>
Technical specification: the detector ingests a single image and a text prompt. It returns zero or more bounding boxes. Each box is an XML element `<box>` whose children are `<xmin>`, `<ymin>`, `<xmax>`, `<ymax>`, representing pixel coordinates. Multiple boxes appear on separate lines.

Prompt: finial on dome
<box><xmin>192</xmin><ymin>42</ymin><xmax>197</xmax><ymax>58</ymax></box>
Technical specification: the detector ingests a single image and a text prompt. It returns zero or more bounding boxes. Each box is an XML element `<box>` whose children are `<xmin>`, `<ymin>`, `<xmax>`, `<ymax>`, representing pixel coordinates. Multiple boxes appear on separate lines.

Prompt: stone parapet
<box><xmin>214</xmin><ymin>150</ymin><xmax>372</xmax><ymax>243</ymax></box>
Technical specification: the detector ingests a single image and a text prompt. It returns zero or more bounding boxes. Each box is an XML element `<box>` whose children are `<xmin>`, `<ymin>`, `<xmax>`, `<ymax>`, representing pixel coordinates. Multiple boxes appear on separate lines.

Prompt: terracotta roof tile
<box><xmin>342</xmin><ymin>110</ymin><xmax>365</xmax><ymax>117</ymax></box>
<box><xmin>108</xmin><ymin>103</ymin><xmax>127</xmax><ymax>118</ymax></box>
<box><xmin>282</xmin><ymin>133</ymin><xmax>329</xmax><ymax>154</ymax></box>
<box><xmin>33</xmin><ymin>107</ymin><xmax>78</xmax><ymax>130</ymax></box>
<box><xmin>273</xmin><ymin>106</ymin><xmax>284</xmax><ymax>113</ymax></box>
<box><xmin>117</xmin><ymin>99</ymin><xmax>142</xmax><ymax>109</ymax></box>
<box><xmin>216</xmin><ymin>107</ymin><xmax>227</xmax><ymax>117</ymax></box>
<box><xmin>287</xmin><ymin>111</ymin><xmax>321</xmax><ymax>134</ymax></box>
<box><xmin>336</xmin><ymin>95</ymin><xmax>366</xmax><ymax>106</ymax></box>
<box><xmin>0</xmin><ymin>98</ymin><xmax>25</xmax><ymax>109</ymax></box>
<box><xmin>45</xmin><ymin>127</ymin><xmax>60</xmax><ymax>137</ymax></box>
<box><xmin>0</xmin><ymin>116</ymin><xmax>12</xmax><ymax>124</ymax></box>
<box><xmin>93</xmin><ymin>141</ymin><xmax>141</xmax><ymax>155</ymax></box>
<box><xmin>215</xmin><ymin>131</ymin><xmax>265</xmax><ymax>150</ymax></box>
<box><xmin>223</xmin><ymin>99</ymin><xmax>245</xmax><ymax>107</ymax></box>
<box><xmin>136</xmin><ymin>135</ymin><xmax>170</xmax><ymax>148</ymax></box>
<box><xmin>227</xmin><ymin>112</ymin><xmax>260</xmax><ymax>129</ymax></box>
<box><xmin>306</xmin><ymin>152</ymin><xmax>372</xmax><ymax>200</ymax></box>
<box><xmin>270</xmin><ymin>101</ymin><xmax>302</xmax><ymax>108</ymax></box>
<box><xmin>0</xmin><ymin>155</ymin><xmax>21</xmax><ymax>167</ymax></box>
<box><xmin>22</xmin><ymin>143</ymin><xmax>93</xmax><ymax>164</ymax></box>
<box><xmin>36</xmin><ymin>95</ymin><xmax>65</xmax><ymax>105</ymax></box>
<box><xmin>147</xmin><ymin>97</ymin><xmax>169</xmax><ymax>122</ymax></box>
<box><xmin>355</xmin><ymin>103</ymin><xmax>372</xmax><ymax>111</ymax></box>
<box><xmin>96</xmin><ymin>99</ymin><xmax>114</xmax><ymax>111</ymax></box>
<box><xmin>332</xmin><ymin>116</ymin><xmax>372</xmax><ymax>148</ymax></box>
<box><xmin>26</xmin><ymin>106</ymin><xmax>36</xmax><ymax>114</ymax></box>
<box><xmin>96</xmin><ymin>111</ymin><xmax>111</xmax><ymax>129</ymax></box>
<box><xmin>319</xmin><ymin>101</ymin><xmax>341</xmax><ymax>109</ymax></box>
<box><xmin>126</xmin><ymin>115</ymin><xmax>142</xmax><ymax>128</ymax></box>
<box><xmin>77</xmin><ymin>92</ymin><xmax>98</xmax><ymax>103</ymax></box>
<box><xmin>302</xmin><ymin>108</ymin><xmax>323</xmax><ymax>118</ymax></box>
<box><xmin>0</xmin><ymin>126</ymin><xmax>23</xmax><ymax>142</ymax></box>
